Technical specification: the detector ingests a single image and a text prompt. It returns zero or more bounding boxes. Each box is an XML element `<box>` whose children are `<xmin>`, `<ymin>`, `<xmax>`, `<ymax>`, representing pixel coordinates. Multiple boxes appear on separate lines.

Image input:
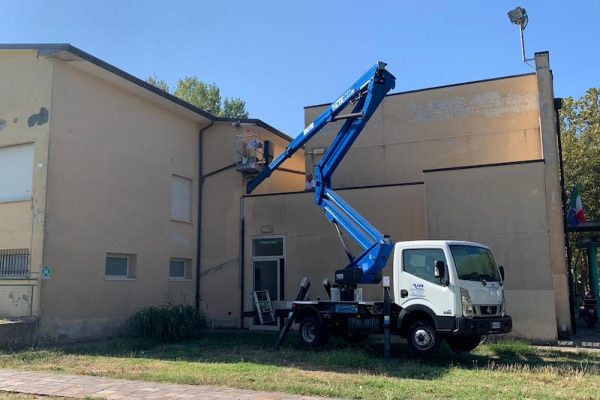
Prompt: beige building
<box><xmin>0</xmin><ymin>44</ymin><xmax>304</xmax><ymax>341</ymax></box>
<box><xmin>0</xmin><ymin>44</ymin><xmax>570</xmax><ymax>342</ymax></box>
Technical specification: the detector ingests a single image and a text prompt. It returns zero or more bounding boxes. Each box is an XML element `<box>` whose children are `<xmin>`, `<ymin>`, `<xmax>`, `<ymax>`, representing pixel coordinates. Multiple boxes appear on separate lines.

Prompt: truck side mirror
<box><xmin>434</xmin><ymin>260</ymin><xmax>445</xmax><ymax>279</ymax></box>
<box><xmin>499</xmin><ymin>266</ymin><xmax>505</xmax><ymax>281</ymax></box>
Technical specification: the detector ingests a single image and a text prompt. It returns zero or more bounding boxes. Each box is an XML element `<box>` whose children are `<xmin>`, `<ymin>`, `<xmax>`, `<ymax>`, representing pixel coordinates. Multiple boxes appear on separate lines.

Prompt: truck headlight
<box><xmin>461</xmin><ymin>288</ymin><xmax>474</xmax><ymax>318</ymax></box>
<box><xmin>500</xmin><ymin>291</ymin><xmax>506</xmax><ymax>317</ymax></box>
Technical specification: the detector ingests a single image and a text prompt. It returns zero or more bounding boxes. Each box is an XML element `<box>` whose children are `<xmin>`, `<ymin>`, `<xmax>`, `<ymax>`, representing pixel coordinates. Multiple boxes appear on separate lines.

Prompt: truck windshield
<box><xmin>449</xmin><ymin>245</ymin><xmax>500</xmax><ymax>282</ymax></box>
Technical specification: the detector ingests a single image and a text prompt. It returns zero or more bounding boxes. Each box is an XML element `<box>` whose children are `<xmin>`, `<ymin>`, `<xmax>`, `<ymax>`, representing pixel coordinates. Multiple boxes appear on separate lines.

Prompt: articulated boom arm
<box><xmin>247</xmin><ymin>63</ymin><xmax>396</xmax><ymax>284</ymax></box>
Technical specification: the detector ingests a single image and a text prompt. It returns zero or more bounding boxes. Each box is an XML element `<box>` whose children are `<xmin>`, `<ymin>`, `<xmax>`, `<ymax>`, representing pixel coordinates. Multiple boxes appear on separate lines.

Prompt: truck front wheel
<box><xmin>447</xmin><ymin>336</ymin><xmax>482</xmax><ymax>353</ymax></box>
<box><xmin>299</xmin><ymin>315</ymin><xmax>329</xmax><ymax>347</ymax></box>
<box><xmin>406</xmin><ymin>320</ymin><xmax>440</xmax><ymax>357</ymax></box>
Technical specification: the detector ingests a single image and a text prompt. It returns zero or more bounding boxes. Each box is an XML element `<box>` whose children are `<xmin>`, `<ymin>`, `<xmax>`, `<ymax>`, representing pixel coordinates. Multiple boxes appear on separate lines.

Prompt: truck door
<box><xmin>396</xmin><ymin>247</ymin><xmax>455</xmax><ymax>317</ymax></box>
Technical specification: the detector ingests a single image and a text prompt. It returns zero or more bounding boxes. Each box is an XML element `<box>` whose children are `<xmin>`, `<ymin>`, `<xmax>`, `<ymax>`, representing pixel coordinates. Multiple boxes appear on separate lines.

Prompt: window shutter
<box><xmin>171</xmin><ymin>175</ymin><xmax>191</xmax><ymax>222</ymax></box>
<box><xmin>0</xmin><ymin>144</ymin><xmax>34</xmax><ymax>202</ymax></box>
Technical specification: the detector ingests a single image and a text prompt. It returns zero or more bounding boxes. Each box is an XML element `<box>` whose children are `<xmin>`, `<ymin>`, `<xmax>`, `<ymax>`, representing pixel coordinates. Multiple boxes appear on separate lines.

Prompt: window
<box><xmin>0</xmin><ymin>249</ymin><xmax>30</xmax><ymax>278</ymax></box>
<box><xmin>450</xmin><ymin>245</ymin><xmax>500</xmax><ymax>282</ymax></box>
<box><xmin>169</xmin><ymin>258</ymin><xmax>191</xmax><ymax>280</ymax></box>
<box><xmin>0</xmin><ymin>144</ymin><xmax>34</xmax><ymax>203</ymax></box>
<box><xmin>105</xmin><ymin>253</ymin><xmax>136</xmax><ymax>279</ymax></box>
<box><xmin>252</xmin><ymin>238</ymin><xmax>284</xmax><ymax>257</ymax></box>
<box><xmin>402</xmin><ymin>248</ymin><xmax>447</xmax><ymax>285</ymax></box>
<box><xmin>171</xmin><ymin>175</ymin><xmax>192</xmax><ymax>222</ymax></box>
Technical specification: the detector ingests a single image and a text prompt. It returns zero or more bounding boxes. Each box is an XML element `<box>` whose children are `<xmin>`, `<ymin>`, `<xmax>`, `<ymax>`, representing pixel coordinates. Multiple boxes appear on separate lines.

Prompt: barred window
<box><xmin>0</xmin><ymin>249</ymin><xmax>30</xmax><ymax>278</ymax></box>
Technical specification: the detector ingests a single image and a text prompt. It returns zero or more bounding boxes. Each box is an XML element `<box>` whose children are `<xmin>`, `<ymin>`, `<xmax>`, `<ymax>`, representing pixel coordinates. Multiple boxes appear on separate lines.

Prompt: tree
<box><xmin>146</xmin><ymin>74</ymin><xmax>169</xmax><ymax>92</ymax></box>
<box><xmin>560</xmin><ymin>88</ymin><xmax>600</xmax><ymax>295</ymax></box>
<box><xmin>146</xmin><ymin>75</ymin><xmax>249</xmax><ymax>119</ymax></box>
<box><xmin>560</xmin><ymin>88</ymin><xmax>600</xmax><ymax>222</ymax></box>
<box><xmin>222</xmin><ymin>97</ymin><xmax>249</xmax><ymax>119</ymax></box>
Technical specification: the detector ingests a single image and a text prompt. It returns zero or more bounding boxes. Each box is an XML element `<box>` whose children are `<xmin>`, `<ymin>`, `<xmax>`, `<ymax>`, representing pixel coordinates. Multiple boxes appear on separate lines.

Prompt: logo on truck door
<box><xmin>410</xmin><ymin>283</ymin><xmax>425</xmax><ymax>297</ymax></box>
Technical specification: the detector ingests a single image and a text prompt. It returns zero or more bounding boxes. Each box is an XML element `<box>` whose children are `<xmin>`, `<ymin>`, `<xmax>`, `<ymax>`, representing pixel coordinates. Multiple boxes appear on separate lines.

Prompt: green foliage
<box><xmin>173</xmin><ymin>76</ymin><xmax>222</xmax><ymax>115</ymax></box>
<box><xmin>560</xmin><ymin>88</ymin><xmax>600</xmax><ymax>221</ymax></box>
<box><xmin>560</xmin><ymin>88</ymin><xmax>600</xmax><ymax>291</ymax></box>
<box><xmin>129</xmin><ymin>304</ymin><xmax>205</xmax><ymax>342</ymax></box>
<box><xmin>146</xmin><ymin>74</ymin><xmax>249</xmax><ymax>119</ymax></box>
<box><xmin>146</xmin><ymin>74</ymin><xmax>169</xmax><ymax>92</ymax></box>
<box><xmin>222</xmin><ymin>97</ymin><xmax>249</xmax><ymax>119</ymax></box>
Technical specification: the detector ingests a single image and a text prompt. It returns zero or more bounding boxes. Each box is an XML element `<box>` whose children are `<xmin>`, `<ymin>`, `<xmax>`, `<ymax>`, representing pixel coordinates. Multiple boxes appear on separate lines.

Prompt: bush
<box><xmin>130</xmin><ymin>303</ymin><xmax>206</xmax><ymax>342</ymax></box>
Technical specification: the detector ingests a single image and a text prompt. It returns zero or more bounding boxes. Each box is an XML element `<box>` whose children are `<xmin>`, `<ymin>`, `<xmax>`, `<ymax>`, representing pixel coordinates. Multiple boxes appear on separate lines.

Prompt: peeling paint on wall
<box><xmin>409</xmin><ymin>91</ymin><xmax>537</xmax><ymax>121</ymax></box>
<box><xmin>27</xmin><ymin>107</ymin><xmax>49</xmax><ymax>127</ymax></box>
<box><xmin>0</xmin><ymin>119</ymin><xmax>6</xmax><ymax>132</ymax></box>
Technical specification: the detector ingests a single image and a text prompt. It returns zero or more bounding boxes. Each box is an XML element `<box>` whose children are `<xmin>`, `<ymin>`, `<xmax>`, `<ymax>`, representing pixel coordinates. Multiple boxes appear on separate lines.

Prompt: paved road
<box><xmin>0</xmin><ymin>369</ymin><xmax>335</xmax><ymax>400</ymax></box>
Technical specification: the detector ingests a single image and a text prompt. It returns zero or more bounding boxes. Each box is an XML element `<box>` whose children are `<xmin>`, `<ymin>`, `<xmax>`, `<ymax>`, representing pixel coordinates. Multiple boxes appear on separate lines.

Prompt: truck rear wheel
<box><xmin>406</xmin><ymin>320</ymin><xmax>440</xmax><ymax>357</ymax></box>
<box><xmin>298</xmin><ymin>315</ymin><xmax>328</xmax><ymax>347</ymax></box>
<box><xmin>447</xmin><ymin>336</ymin><xmax>482</xmax><ymax>353</ymax></box>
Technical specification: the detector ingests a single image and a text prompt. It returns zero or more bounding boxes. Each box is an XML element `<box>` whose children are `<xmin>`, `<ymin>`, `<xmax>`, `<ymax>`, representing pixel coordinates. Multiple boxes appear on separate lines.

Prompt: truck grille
<box><xmin>476</xmin><ymin>305</ymin><xmax>498</xmax><ymax>316</ymax></box>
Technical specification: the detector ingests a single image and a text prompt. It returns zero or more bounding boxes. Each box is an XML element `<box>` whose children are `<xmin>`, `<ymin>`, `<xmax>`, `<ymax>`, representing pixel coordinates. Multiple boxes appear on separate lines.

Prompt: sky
<box><xmin>2</xmin><ymin>1</ymin><xmax>598</xmax><ymax>135</ymax></box>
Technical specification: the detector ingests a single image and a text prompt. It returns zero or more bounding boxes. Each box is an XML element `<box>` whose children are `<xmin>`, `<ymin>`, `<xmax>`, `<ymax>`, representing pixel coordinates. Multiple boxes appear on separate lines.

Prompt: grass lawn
<box><xmin>0</xmin><ymin>331</ymin><xmax>599</xmax><ymax>400</ymax></box>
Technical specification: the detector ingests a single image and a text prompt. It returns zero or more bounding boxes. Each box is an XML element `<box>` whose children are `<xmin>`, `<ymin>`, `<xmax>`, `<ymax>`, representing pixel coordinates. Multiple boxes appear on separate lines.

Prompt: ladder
<box><xmin>252</xmin><ymin>290</ymin><xmax>275</xmax><ymax>324</ymax></box>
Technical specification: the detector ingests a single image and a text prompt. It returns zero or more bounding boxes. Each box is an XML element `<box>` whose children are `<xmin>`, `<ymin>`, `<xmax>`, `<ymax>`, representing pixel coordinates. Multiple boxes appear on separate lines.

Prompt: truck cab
<box><xmin>394</xmin><ymin>240</ymin><xmax>512</xmax><ymax>355</ymax></box>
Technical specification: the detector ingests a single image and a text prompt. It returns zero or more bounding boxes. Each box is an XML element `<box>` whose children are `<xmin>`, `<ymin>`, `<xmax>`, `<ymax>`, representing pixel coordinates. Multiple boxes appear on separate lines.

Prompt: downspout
<box><xmin>195</xmin><ymin>121</ymin><xmax>214</xmax><ymax>313</ymax></box>
<box><xmin>239</xmin><ymin>195</ymin><xmax>245</xmax><ymax>328</ymax></box>
<box><xmin>554</xmin><ymin>98</ymin><xmax>576</xmax><ymax>335</ymax></box>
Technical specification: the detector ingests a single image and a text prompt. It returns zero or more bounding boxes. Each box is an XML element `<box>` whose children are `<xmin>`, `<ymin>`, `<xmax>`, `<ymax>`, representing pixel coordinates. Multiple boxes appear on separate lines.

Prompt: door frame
<box><xmin>250</xmin><ymin>235</ymin><xmax>286</xmax><ymax>331</ymax></box>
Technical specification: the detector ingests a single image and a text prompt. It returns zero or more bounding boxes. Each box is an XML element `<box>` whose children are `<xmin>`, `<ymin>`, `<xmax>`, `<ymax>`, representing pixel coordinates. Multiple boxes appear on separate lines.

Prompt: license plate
<box><xmin>491</xmin><ymin>321</ymin><xmax>501</xmax><ymax>329</ymax></box>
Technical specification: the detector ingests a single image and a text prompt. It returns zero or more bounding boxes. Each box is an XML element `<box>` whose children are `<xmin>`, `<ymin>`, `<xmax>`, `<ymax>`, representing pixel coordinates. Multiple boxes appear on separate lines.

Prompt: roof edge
<box><xmin>0</xmin><ymin>43</ymin><xmax>294</xmax><ymax>142</ymax></box>
<box><xmin>212</xmin><ymin>116</ymin><xmax>293</xmax><ymax>142</ymax></box>
<box><xmin>304</xmin><ymin>71</ymin><xmax>537</xmax><ymax>110</ymax></box>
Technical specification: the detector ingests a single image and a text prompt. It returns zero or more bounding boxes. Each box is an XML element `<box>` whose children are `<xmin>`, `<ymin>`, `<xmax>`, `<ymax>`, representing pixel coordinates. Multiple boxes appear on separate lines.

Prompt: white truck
<box><xmin>263</xmin><ymin>240</ymin><xmax>511</xmax><ymax>357</ymax></box>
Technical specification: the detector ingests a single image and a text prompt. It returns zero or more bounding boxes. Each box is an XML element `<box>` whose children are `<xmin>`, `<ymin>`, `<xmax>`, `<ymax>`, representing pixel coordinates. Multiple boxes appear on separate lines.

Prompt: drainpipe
<box><xmin>195</xmin><ymin>121</ymin><xmax>214</xmax><ymax>313</ymax></box>
<box><xmin>239</xmin><ymin>195</ymin><xmax>245</xmax><ymax>328</ymax></box>
<box><xmin>554</xmin><ymin>98</ymin><xmax>576</xmax><ymax>334</ymax></box>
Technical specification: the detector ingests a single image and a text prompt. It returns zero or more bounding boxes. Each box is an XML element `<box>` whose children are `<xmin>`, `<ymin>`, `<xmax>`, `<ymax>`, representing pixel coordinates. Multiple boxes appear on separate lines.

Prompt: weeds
<box><xmin>129</xmin><ymin>303</ymin><xmax>205</xmax><ymax>342</ymax></box>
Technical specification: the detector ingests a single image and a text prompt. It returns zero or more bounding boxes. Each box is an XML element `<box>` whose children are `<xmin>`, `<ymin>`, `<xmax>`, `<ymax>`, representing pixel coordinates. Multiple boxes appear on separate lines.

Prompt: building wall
<box><xmin>0</xmin><ymin>50</ymin><xmax>52</xmax><ymax>318</ymax></box>
<box><xmin>534</xmin><ymin>52</ymin><xmax>571</xmax><ymax>336</ymax></box>
<box><xmin>199</xmin><ymin>122</ymin><xmax>304</xmax><ymax>327</ymax></box>
<box><xmin>424</xmin><ymin>161</ymin><xmax>558</xmax><ymax>340</ymax></box>
<box><xmin>242</xmin><ymin>184</ymin><xmax>426</xmax><ymax>326</ymax></box>
<box><xmin>41</xmin><ymin>60</ymin><xmax>203</xmax><ymax>340</ymax></box>
<box><xmin>303</xmin><ymin>74</ymin><xmax>541</xmax><ymax>187</ymax></box>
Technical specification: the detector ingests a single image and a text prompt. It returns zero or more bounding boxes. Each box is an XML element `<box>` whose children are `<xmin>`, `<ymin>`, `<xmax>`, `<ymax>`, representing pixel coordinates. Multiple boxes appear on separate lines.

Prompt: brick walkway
<box><xmin>0</xmin><ymin>369</ymin><xmax>334</xmax><ymax>399</ymax></box>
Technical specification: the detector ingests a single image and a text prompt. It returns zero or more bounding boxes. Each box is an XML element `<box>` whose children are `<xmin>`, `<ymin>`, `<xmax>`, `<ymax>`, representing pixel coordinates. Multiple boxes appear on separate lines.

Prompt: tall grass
<box><xmin>129</xmin><ymin>304</ymin><xmax>205</xmax><ymax>342</ymax></box>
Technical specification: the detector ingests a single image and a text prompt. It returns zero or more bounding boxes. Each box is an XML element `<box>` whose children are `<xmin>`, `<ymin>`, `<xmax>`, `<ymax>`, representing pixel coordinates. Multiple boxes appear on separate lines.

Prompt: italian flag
<box><xmin>567</xmin><ymin>185</ymin><xmax>586</xmax><ymax>226</ymax></box>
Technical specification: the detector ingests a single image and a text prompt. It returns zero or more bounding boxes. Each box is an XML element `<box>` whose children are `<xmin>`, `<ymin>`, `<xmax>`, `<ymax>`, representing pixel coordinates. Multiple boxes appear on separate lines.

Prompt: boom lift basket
<box><xmin>236</xmin><ymin>134</ymin><xmax>270</xmax><ymax>175</ymax></box>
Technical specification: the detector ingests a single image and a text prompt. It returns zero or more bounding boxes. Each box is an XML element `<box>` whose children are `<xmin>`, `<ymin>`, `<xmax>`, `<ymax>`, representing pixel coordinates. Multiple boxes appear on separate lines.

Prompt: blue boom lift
<box><xmin>248</xmin><ymin>62</ymin><xmax>395</xmax><ymax>292</ymax></box>
<box><xmin>247</xmin><ymin>63</ymin><xmax>512</xmax><ymax>356</ymax></box>
<box><xmin>247</xmin><ymin>62</ymin><xmax>396</xmax><ymax>351</ymax></box>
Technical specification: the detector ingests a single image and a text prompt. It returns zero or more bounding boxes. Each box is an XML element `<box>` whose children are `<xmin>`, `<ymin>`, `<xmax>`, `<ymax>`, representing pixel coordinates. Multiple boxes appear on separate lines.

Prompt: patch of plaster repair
<box><xmin>7</xmin><ymin>291</ymin><xmax>30</xmax><ymax>308</ymax></box>
<box><xmin>0</xmin><ymin>119</ymin><xmax>6</xmax><ymax>132</ymax></box>
<box><xmin>409</xmin><ymin>91</ymin><xmax>537</xmax><ymax>121</ymax></box>
<box><xmin>27</xmin><ymin>107</ymin><xmax>49</xmax><ymax>127</ymax></box>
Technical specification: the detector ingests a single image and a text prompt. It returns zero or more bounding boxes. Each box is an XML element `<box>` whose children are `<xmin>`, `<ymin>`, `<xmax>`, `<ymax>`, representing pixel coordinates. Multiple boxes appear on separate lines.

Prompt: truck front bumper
<box><xmin>454</xmin><ymin>315</ymin><xmax>512</xmax><ymax>337</ymax></box>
